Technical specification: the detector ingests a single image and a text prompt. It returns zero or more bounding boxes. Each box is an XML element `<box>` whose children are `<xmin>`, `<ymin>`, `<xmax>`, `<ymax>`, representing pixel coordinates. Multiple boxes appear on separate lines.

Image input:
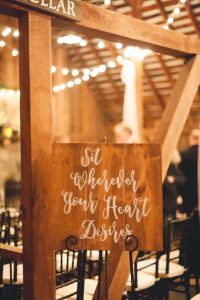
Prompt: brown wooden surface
<box><xmin>0</xmin><ymin>243</ymin><xmax>23</xmax><ymax>261</ymax></box>
<box><xmin>153</xmin><ymin>54</ymin><xmax>200</xmax><ymax>179</ymax></box>
<box><xmin>9</xmin><ymin>0</ymin><xmax>82</xmax><ymax>21</ymax></box>
<box><xmin>19</xmin><ymin>11</ymin><xmax>55</xmax><ymax>300</ymax></box>
<box><xmin>53</xmin><ymin>1</ymin><xmax>200</xmax><ymax>57</ymax></box>
<box><xmin>48</xmin><ymin>143</ymin><xmax>162</xmax><ymax>251</ymax></box>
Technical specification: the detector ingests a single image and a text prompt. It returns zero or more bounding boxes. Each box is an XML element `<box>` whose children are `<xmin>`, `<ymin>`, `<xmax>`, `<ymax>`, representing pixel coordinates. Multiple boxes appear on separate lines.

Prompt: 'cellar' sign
<box><xmin>48</xmin><ymin>143</ymin><xmax>163</xmax><ymax>251</ymax></box>
<box><xmin>9</xmin><ymin>0</ymin><xmax>82</xmax><ymax>21</ymax></box>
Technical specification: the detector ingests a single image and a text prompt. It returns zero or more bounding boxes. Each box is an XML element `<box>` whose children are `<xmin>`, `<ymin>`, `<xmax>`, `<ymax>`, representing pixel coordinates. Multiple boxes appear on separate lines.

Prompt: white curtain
<box><xmin>121</xmin><ymin>59</ymin><xmax>140</xmax><ymax>142</ymax></box>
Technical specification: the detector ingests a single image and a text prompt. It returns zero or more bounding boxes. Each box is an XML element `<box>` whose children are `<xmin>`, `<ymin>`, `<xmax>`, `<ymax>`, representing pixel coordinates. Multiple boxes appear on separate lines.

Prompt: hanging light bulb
<box><xmin>2</xmin><ymin>27</ymin><xmax>11</xmax><ymax>37</ymax></box>
<box><xmin>180</xmin><ymin>0</ymin><xmax>186</xmax><ymax>3</ymax></box>
<box><xmin>53</xmin><ymin>86</ymin><xmax>60</xmax><ymax>93</ymax></box>
<box><xmin>12</xmin><ymin>49</ymin><xmax>19</xmax><ymax>57</ymax></box>
<box><xmin>167</xmin><ymin>17</ymin><xmax>174</xmax><ymax>24</ymax></box>
<box><xmin>82</xmin><ymin>74</ymin><xmax>90</xmax><ymax>81</ymax></box>
<box><xmin>51</xmin><ymin>66</ymin><xmax>56</xmax><ymax>73</ymax></box>
<box><xmin>62</xmin><ymin>68</ymin><xmax>69</xmax><ymax>76</ymax></box>
<box><xmin>98</xmin><ymin>41</ymin><xmax>105</xmax><ymax>49</ymax></box>
<box><xmin>67</xmin><ymin>81</ymin><xmax>74</xmax><ymax>88</ymax></box>
<box><xmin>107</xmin><ymin>61</ymin><xmax>116</xmax><ymax>68</ymax></box>
<box><xmin>72</xmin><ymin>69</ymin><xmax>79</xmax><ymax>76</ymax></box>
<box><xmin>104</xmin><ymin>0</ymin><xmax>111</xmax><ymax>6</ymax></box>
<box><xmin>173</xmin><ymin>7</ymin><xmax>180</xmax><ymax>15</ymax></box>
<box><xmin>74</xmin><ymin>78</ymin><xmax>82</xmax><ymax>85</ymax></box>
<box><xmin>13</xmin><ymin>30</ymin><xmax>19</xmax><ymax>37</ymax></box>
<box><xmin>0</xmin><ymin>40</ymin><xmax>6</xmax><ymax>47</ymax></box>
<box><xmin>80</xmin><ymin>39</ymin><xmax>87</xmax><ymax>47</ymax></box>
<box><xmin>115</xmin><ymin>42</ymin><xmax>123</xmax><ymax>50</ymax></box>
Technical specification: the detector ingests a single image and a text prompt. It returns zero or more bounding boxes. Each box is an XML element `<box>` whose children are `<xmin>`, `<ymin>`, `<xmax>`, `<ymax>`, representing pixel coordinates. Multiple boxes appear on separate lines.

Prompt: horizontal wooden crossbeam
<box><xmin>0</xmin><ymin>243</ymin><xmax>23</xmax><ymax>261</ymax></box>
<box><xmin>53</xmin><ymin>1</ymin><xmax>200</xmax><ymax>57</ymax></box>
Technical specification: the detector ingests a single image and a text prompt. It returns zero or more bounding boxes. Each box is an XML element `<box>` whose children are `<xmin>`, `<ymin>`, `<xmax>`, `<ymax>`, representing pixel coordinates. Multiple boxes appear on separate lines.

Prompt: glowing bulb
<box><xmin>13</xmin><ymin>30</ymin><xmax>19</xmax><ymax>37</ymax></box>
<box><xmin>53</xmin><ymin>86</ymin><xmax>60</xmax><ymax>93</ymax></box>
<box><xmin>12</xmin><ymin>49</ymin><xmax>19</xmax><ymax>57</ymax></box>
<box><xmin>167</xmin><ymin>17</ymin><xmax>174</xmax><ymax>24</ymax></box>
<box><xmin>74</xmin><ymin>78</ymin><xmax>81</xmax><ymax>85</ymax></box>
<box><xmin>72</xmin><ymin>69</ymin><xmax>79</xmax><ymax>76</ymax></box>
<box><xmin>116</xmin><ymin>55</ymin><xmax>124</xmax><ymax>65</ymax></box>
<box><xmin>67</xmin><ymin>81</ymin><xmax>74</xmax><ymax>88</ymax></box>
<box><xmin>173</xmin><ymin>7</ymin><xmax>180</xmax><ymax>15</ymax></box>
<box><xmin>62</xmin><ymin>68</ymin><xmax>69</xmax><ymax>76</ymax></box>
<box><xmin>115</xmin><ymin>42</ymin><xmax>123</xmax><ymax>49</ymax></box>
<box><xmin>51</xmin><ymin>66</ymin><xmax>56</xmax><ymax>73</ymax></box>
<box><xmin>98</xmin><ymin>41</ymin><xmax>105</xmax><ymax>49</ymax></box>
<box><xmin>163</xmin><ymin>24</ymin><xmax>169</xmax><ymax>30</ymax></box>
<box><xmin>107</xmin><ymin>61</ymin><xmax>116</xmax><ymax>68</ymax></box>
<box><xmin>0</xmin><ymin>40</ymin><xmax>5</xmax><ymax>47</ymax></box>
<box><xmin>180</xmin><ymin>0</ymin><xmax>186</xmax><ymax>3</ymax></box>
<box><xmin>83</xmin><ymin>68</ymin><xmax>90</xmax><ymax>76</ymax></box>
<box><xmin>80</xmin><ymin>39</ymin><xmax>87</xmax><ymax>47</ymax></box>
<box><xmin>57</xmin><ymin>35</ymin><xmax>82</xmax><ymax>45</ymax></box>
<box><xmin>82</xmin><ymin>75</ymin><xmax>89</xmax><ymax>81</ymax></box>
<box><xmin>2</xmin><ymin>27</ymin><xmax>11</xmax><ymax>37</ymax></box>
<box><xmin>99</xmin><ymin>64</ymin><xmax>106</xmax><ymax>73</ymax></box>
<box><xmin>59</xmin><ymin>83</ymin><xmax>66</xmax><ymax>90</ymax></box>
<box><xmin>104</xmin><ymin>0</ymin><xmax>111</xmax><ymax>5</ymax></box>
<box><xmin>3</xmin><ymin>127</ymin><xmax>13</xmax><ymax>138</ymax></box>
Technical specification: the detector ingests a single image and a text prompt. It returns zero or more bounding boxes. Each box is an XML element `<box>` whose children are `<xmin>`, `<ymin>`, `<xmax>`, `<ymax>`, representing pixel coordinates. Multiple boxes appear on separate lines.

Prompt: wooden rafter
<box><xmin>185</xmin><ymin>1</ymin><xmax>200</xmax><ymax>38</ymax></box>
<box><xmin>143</xmin><ymin>66</ymin><xmax>165</xmax><ymax>108</ymax></box>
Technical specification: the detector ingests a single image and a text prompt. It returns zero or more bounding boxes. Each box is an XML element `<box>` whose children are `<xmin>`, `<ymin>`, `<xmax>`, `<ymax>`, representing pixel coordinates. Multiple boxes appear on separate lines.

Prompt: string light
<box><xmin>13</xmin><ymin>30</ymin><xmax>19</xmax><ymax>37</ymax></box>
<box><xmin>107</xmin><ymin>61</ymin><xmax>116</xmax><ymax>68</ymax></box>
<box><xmin>98</xmin><ymin>41</ymin><xmax>105</xmax><ymax>49</ymax></box>
<box><xmin>12</xmin><ymin>49</ymin><xmax>19</xmax><ymax>57</ymax></box>
<box><xmin>62</xmin><ymin>68</ymin><xmax>69</xmax><ymax>76</ymax></box>
<box><xmin>66</xmin><ymin>81</ymin><xmax>74</xmax><ymax>88</ymax></box>
<box><xmin>104</xmin><ymin>0</ymin><xmax>111</xmax><ymax>6</ymax></box>
<box><xmin>162</xmin><ymin>0</ymin><xmax>187</xmax><ymax>29</ymax></box>
<box><xmin>2</xmin><ymin>27</ymin><xmax>11</xmax><ymax>37</ymax></box>
<box><xmin>82</xmin><ymin>75</ymin><xmax>89</xmax><ymax>81</ymax></box>
<box><xmin>74</xmin><ymin>78</ymin><xmax>81</xmax><ymax>85</ymax></box>
<box><xmin>51</xmin><ymin>66</ymin><xmax>56</xmax><ymax>73</ymax></box>
<box><xmin>115</xmin><ymin>42</ymin><xmax>123</xmax><ymax>50</ymax></box>
<box><xmin>0</xmin><ymin>40</ymin><xmax>5</xmax><ymax>47</ymax></box>
<box><xmin>72</xmin><ymin>69</ymin><xmax>79</xmax><ymax>76</ymax></box>
<box><xmin>80</xmin><ymin>39</ymin><xmax>87</xmax><ymax>47</ymax></box>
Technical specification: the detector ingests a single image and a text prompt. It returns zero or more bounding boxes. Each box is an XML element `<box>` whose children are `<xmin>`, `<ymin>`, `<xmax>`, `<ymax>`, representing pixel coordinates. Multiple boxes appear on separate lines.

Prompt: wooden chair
<box><xmin>143</xmin><ymin>217</ymin><xmax>191</xmax><ymax>300</ymax></box>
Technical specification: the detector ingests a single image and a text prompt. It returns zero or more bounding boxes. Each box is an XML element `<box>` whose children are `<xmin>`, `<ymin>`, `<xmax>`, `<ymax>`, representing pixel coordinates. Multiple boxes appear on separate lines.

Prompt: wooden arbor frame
<box><xmin>0</xmin><ymin>1</ymin><xmax>200</xmax><ymax>299</ymax></box>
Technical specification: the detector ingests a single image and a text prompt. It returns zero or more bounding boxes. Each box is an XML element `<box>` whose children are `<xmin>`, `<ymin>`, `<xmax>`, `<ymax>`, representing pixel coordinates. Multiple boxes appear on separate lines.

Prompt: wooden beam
<box><xmin>93</xmin><ymin>54</ymin><xmax>200</xmax><ymax>300</ymax></box>
<box><xmin>53</xmin><ymin>2</ymin><xmax>200</xmax><ymax>57</ymax></box>
<box><xmin>185</xmin><ymin>1</ymin><xmax>200</xmax><ymax>38</ymax></box>
<box><xmin>19</xmin><ymin>11</ymin><xmax>55</xmax><ymax>300</ymax></box>
<box><xmin>0</xmin><ymin>243</ymin><xmax>23</xmax><ymax>261</ymax></box>
<box><xmin>153</xmin><ymin>54</ymin><xmax>200</xmax><ymax>179</ymax></box>
<box><xmin>143</xmin><ymin>66</ymin><xmax>165</xmax><ymax>108</ymax></box>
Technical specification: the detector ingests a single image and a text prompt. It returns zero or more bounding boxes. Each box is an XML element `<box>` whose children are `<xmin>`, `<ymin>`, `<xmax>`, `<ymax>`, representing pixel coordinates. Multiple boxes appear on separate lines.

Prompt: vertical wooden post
<box><xmin>19</xmin><ymin>11</ymin><xmax>55</xmax><ymax>300</ymax></box>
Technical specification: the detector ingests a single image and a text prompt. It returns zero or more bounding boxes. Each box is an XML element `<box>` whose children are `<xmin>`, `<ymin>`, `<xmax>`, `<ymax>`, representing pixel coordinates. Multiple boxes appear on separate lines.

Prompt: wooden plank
<box><xmin>0</xmin><ymin>243</ymin><xmax>23</xmax><ymax>261</ymax></box>
<box><xmin>153</xmin><ymin>54</ymin><xmax>200</xmax><ymax>179</ymax></box>
<box><xmin>94</xmin><ymin>55</ymin><xmax>200</xmax><ymax>300</ymax></box>
<box><xmin>9</xmin><ymin>0</ymin><xmax>82</xmax><ymax>21</ymax></box>
<box><xmin>53</xmin><ymin>1</ymin><xmax>200</xmax><ymax>57</ymax></box>
<box><xmin>48</xmin><ymin>143</ymin><xmax>162</xmax><ymax>251</ymax></box>
<box><xmin>19</xmin><ymin>11</ymin><xmax>55</xmax><ymax>300</ymax></box>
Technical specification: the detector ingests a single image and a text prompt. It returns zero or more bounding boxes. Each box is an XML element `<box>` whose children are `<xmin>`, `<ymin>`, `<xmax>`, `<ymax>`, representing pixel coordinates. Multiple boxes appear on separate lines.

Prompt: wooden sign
<box><xmin>9</xmin><ymin>0</ymin><xmax>82</xmax><ymax>21</ymax></box>
<box><xmin>48</xmin><ymin>143</ymin><xmax>163</xmax><ymax>251</ymax></box>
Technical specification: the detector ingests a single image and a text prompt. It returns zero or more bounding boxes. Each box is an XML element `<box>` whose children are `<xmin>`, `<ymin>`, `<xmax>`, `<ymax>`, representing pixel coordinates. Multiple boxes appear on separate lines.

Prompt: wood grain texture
<box><xmin>153</xmin><ymin>54</ymin><xmax>200</xmax><ymax>179</ymax></box>
<box><xmin>19</xmin><ymin>11</ymin><xmax>55</xmax><ymax>300</ymax></box>
<box><xmin>53</xmin><ymin>1</ymin><xmax>200</xmax><ymax>57</ymax></box>
<box><xmin>48</xmin><ymin>143</ymin><xmax>162</xmax><ymax>251</ymax></box>
<box><xmin>0</xmin><ymin>243</ymin><xmax>23</xmax><ymax>261</ymax></box>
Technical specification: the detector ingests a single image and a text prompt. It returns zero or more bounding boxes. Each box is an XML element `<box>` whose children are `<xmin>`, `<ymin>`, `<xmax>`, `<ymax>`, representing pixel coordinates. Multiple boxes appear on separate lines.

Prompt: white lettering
<box><xmin>67</xmin><ymin>0</ymin><xmax>75</xmax><ymax>16</ymax></box>
<box><xmin>57</xmin><ymin>0</ymin><xmax>66</xmax><ymax>13</ymax></box>
<box><xmin>41</xmin><ymin>0</ymin><xmax>48</xmax><ymax>7</ymax></box>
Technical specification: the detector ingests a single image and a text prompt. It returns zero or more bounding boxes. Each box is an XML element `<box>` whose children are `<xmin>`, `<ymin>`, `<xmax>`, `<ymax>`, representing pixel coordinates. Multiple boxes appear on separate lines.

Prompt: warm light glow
<box><xmin>107</xmin><ymin>61</ymin><xmax>116</xmax><ymax>68</ymax></box>
<box><xmin>2</xmin><ymin>27</ymin><xmax>11</xmax><ymax>37</ymax></box>
<box><xmin>3</xmin><ymin>127</ymin><xmax>13</xmax><ymax>138</ymax></box>
<box><xmin>67</xmin><ymin>81</ymin><xmax>74</xmax><ymax>88</ymax></box>
<box><xmin>167</xmin><ymin>17</ymin><xmax>174</xmax><ymax>24</ymax></box>
<box><xmin>80</xmin><ymin>39</ymin><xmax>87</xmax><ymax>47</ymax></box>
<box><xmin>74</xmin><ymin>78</ymin><xmax>81</xmax><ymax>85</ymax></box>
<box><xmin>57</xmin><ymin>35</ymin><xmax>82</xmax><ymax>45</ymax></box>
<box><xmin>116</xmin><ymin>55</ymin><xmax>124</xmax><ymax>65</ymax></box>
<box><xmin>104</xmin><ymin>0</ymin><xmax>111</xmax><ymax>5</ymax></box>
<box><xmin>83</xmin><ymin>68</ymin><xmax>90</xmax><ymax>76</ymax></box>
<box><xmin>99</xmin><ymin>64</ymin><xmax>106</xmax><ymax>73</ymax></box>
<box><xmin>51</xmin><ymin>66</ymin><xmax>57</xmax><ymax>73</ymax></box>
<box><xmin>13</xmin><ymin>30</ymin><xmax>19</xmax><ymax>37</ymax></box>
<box><xmin>163</xmin><ymin>24</ymin><xmax>169</xmax><ymax>30</ymax></box>
<box><xmin>59</xmin><ymin>83</ymin><xmax>66</xmax><ymax>90</ymax></box>
<box><xmin>72</xmin><ymin>69</ymin><xmax>79</xmax><ymax>76</ymax></box>
<box><xmin>82</xmin><ymin>74</ymin><xmax>90</xmax><ymax>81</ymax></box>
<box><xmin>180</xmin><ymin>0</ymin><xmax>186</xmax><ymax>3</ymax></box>
<box><xmin>12</xmin><ymin>49</ymin><xmax>19</xmax><ymax>57</ymax></box>
<box><xmin>53</xmin><ymin>86</ymin><xmax>60</xmax><ymax>93</ymax></box>
<box><xmin>98</xmin><ymin>41</ymin><xmax>105</xmax><ymax>49</ymax></box>
<box><xmin>115</xmin><ymin>42</ymin><xmax>123</xmax><ymax>50</ymax></box>
<box><xmin>0</xmin><ymin>40</ymin><xmax>5</xmax><ymax>48</ymax></box>
<box><xmin>62</xmin><ymin>68</ymin><xmax>69</xmax><ymax>76</ymax></box>
<box><xmin>174</xmin><ymin>7</ymin><xmax>180</xmax><ymax>15</ymax></box>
